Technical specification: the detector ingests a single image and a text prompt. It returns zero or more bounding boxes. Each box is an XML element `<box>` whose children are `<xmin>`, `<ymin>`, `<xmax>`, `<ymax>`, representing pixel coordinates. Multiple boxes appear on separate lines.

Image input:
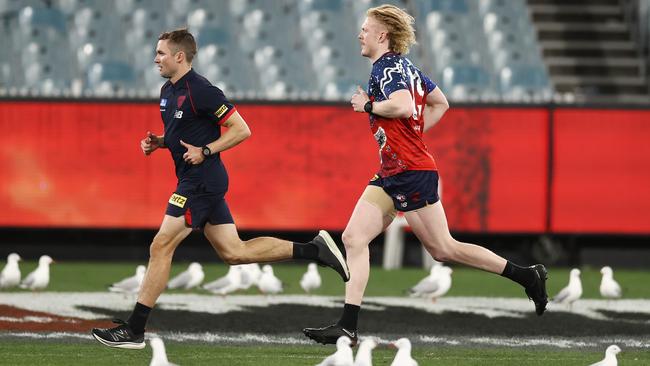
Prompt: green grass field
<box><xmin>2</xmin><ymin>262</ymin><xmax>649</xmax><ymax>365</ymax></box>
<box><xmin>0</xmin><ymin>341</ymin><xmax>648</xmax><ymax>365</ymax></box>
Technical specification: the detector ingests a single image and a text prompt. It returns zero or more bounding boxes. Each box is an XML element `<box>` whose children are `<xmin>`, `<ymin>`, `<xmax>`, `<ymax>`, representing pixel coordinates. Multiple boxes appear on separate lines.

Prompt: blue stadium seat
<box><xmin>308</xmin><ymin>0</ymin><xmax>342</xmax><ymax>12</ymax></box>
<box><xmin>18</xmin><ymin>7</ymin><xmax>66</xmax><ymax>34</ymax></box>
<box><xmin>500</xmin><ymin>65</ymin><xmax>550</xmax><ymax>91</ymax></box>
<box><xmin>442</xmin><ymin>64</ymin><xmax>491</xmax><ymax>89</ymax></box>
<box><xmin>478</xmin><ymin>0</ymin><xmax>527</xmax><ymax>17</ymax></box>
<box><xmin>196</xmin><ymin>27</ymin><xmax>231</xmax><ymax>47</ymax></box>
<box><xmin>0</xmin><ymin>0</ymin><xmax>553</xmax><ymax>100</ymax></box>
<box><xmin>418</xmin><ymin>0</ymin><xmax>469</xmax><ymax>15</ymax></box>
<box><xmin>87</xmin><ymin>61</ymin><xmax>135</xmax><ymax>85</ymax></box>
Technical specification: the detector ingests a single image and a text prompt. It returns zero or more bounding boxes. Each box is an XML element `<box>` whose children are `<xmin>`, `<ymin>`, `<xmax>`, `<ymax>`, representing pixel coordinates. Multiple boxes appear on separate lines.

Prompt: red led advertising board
<box><xmin>1</xmin><ymin>102</ymin><xmax>647</xmax><ymax>234</ymax></box>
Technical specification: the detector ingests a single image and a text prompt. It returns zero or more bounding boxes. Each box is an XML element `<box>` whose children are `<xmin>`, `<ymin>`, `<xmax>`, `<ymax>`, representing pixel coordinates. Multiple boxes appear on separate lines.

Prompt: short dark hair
<box><xmin>158</xmin><ymin>28</ymin><xmax>197</xmax><ymax>63</ymax></box>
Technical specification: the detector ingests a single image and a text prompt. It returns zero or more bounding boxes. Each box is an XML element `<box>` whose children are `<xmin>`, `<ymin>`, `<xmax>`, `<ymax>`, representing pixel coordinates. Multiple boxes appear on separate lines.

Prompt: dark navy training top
<box><xmin>159</xmin><ymin>69</ymin><xmax>236</xmax><ymax>192</ymax></box>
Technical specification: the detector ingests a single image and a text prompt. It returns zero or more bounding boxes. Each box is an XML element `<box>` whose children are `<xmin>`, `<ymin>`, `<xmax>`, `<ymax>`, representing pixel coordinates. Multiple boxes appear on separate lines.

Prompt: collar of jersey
<box><xmin>373</xmin><ymin>51</ymin><xmax>400</xmax><ymax>65</ymax></box>
<box><xmin>170</xmin><ymin>68</ymin><xmax>195</xmax><ymax>89</ymax></box>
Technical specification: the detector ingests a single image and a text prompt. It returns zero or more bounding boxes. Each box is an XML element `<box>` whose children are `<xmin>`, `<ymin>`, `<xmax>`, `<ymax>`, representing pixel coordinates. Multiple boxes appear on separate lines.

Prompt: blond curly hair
<box><xmin>367</xmin><ymin>5</ymin><xmax>416</xmax><ymax>55</ymax></box>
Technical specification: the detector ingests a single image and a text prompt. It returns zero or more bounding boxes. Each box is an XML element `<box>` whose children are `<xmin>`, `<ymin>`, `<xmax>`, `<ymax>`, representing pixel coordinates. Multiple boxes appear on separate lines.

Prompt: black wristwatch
<box><xmin>363</xmin><ymin>100</ymin><xmax>373</xmax><ymax>114</ymax></box>
<box><xmin>201</xmin><ymin>146</ymin><xmax>212</xmax><ymax>158</ymax></box>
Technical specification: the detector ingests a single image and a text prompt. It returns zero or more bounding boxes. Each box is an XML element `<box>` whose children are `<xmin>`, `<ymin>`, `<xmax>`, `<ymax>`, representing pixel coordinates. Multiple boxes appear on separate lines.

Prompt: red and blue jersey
<box><xmin>367</xmin><ymin>52</ymin><xmax>438</xmax><ymax>177</ymax></box>
<box><xmin>159</xmin><ymin>69</ymin><xmax>236</xmax><ymax>192</ymax></box>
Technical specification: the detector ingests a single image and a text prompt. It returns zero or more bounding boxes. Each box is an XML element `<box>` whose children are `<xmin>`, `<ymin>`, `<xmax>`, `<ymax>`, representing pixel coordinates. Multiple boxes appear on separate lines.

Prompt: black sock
<box><xmin>337</xmin><ymin>303</ymin><xmax>360</xmax><ymax>331</ymax></box>
<box><xmin>292</xmin><ymin>242</ymin><xmax>319</xmax><ymax>260</ymax></box>
<box><xmin>501</xmin><ymin>261</ymin><xmax>535</xmax><ymax>288</ymax></box>
<box><xmin>127</xmin><ymin>302</ymin><xmax>152</xmax><ymax>334</ymax></box>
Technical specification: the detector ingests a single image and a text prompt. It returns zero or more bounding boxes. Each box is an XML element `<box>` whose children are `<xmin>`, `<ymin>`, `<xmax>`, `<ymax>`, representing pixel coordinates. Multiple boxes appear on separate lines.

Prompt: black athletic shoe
<box><xmin>312</xmin><ymin>230</ymin><xmax>350</xmax><ymax>282</ymax></box>
<box><xmin>525</xmin><ymin>264</ymin><xmax>549</xmax><ymax>316</ymax></box>
<box><xmin>91</xmin><ymin>319</ymin><xmax>145</xmax><ymax>349</ymax></box>
<box><xmin>302</xmin><ymin>324</ymin><xmax>358</xmax><ymax>346</ymax></box>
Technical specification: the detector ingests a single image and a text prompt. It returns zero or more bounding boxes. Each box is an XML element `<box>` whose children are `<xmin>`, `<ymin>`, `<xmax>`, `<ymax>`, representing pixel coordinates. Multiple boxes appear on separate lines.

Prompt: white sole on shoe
<box><xmin>318</xmin><ymin>230</ymin><xmax>350</xmax><ymax>281</ymax></box>
<box><xmin>92</xmin><ymin>332</ymin><xmax>146</xmax><ymax>349</ymax></box>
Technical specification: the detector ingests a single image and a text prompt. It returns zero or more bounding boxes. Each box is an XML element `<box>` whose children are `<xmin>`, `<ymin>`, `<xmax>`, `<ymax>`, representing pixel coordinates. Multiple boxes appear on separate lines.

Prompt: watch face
<box><xmin>364</xmin><ymin>101</ymin><xmax>372</xmax><ymax>113</ymax></box>
<box><xmin>202</xmin><ymin>147</ymin><xmax>211</xmax><ymax>156</ymax></box>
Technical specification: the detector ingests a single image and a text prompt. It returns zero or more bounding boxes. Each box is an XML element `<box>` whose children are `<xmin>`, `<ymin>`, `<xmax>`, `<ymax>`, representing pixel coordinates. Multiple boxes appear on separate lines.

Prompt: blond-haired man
<box><xmin>303</xmin><ymin>6</ymin><xmax>548</xmax><ymax>346</ymax></box>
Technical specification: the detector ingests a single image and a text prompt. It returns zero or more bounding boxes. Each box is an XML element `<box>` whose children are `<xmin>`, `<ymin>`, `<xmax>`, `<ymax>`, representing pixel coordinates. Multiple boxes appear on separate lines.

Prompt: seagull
<box><xmin>109</xmin><ymin>265</ymin><xmax>146</xmax><ymax>293</ymax></box>
<box><xmin>316</xmin><ymin>336</ymin><xmax>354</xmax><ymax>366</ymax></box>
<box><xmin>19</xmin><ymin>255</ymin><xmax>53</xmax><ymax>290</ymax></box>
<box><xmin>354</xmin><ymin>338</ymin><xmax>378</xmax><ymax>366</ymax></box>
<box><xmin>408</xmin><ymin>265</ymin><xmax>440</xmax><ymax>296</ymax></box>
<box><xmin>149</xmin><ymin>337</ymin><xmax>179</xmax><ymax>366</ymax></box>
<box><xmin>588</xmin><ymin>345</ymin><xmax>621</xmax><ymax>366</ymax></box>
<box><xmin>300</xmin><ymin>263</ymin><xmax>322</xmax><ymax>293</ymax></box>
<box><xmin>203</xmin><ymin>265</ymin><xmax>243</xmax><ymax>295</ymax></box>
<box><xmin>239</xmin><ymin>263</ymin><xmax>262</xmax><ymax>290</ymax></box>
<box><xmin>408</xmin><ymin>265</ymin><xmax>452</xmax><ymax>302</ymax></box>
<box><xmin>552</xmin><ymin>268</ymin><xmax>582</xmax><ymax>309</ymax></box>
<box><xmin>600</xmin><ymin>266</ymin><xmax>622</xmax><ymax>299</ymax></box>
<box><xmin>238</xmin><ymin>265</ymin><xmax>254</xmax><ymax>290</ymax></box>
<box><xmin>258</xmin><ymin>264</ymin><xmax>282</xmax><ymax>295</ymax></box>
<box><xmin>167</xmin><ymin>262</ymin><xmax>204</xmax><ymax>290</ymax></box>
<box><xmin>390</xmin><ymin>338</ymin><xmax>417</xmax><ymax>366</ymax></box>
<box><xmin>0</xmin><ymin>253</ymin><xmax>22</xmax><ymax>289</ymax></box>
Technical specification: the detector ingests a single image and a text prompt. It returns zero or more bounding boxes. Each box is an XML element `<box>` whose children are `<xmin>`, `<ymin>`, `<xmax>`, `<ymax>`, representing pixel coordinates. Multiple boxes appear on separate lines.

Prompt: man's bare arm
<box><xmin>422</xmin><ymin>87</ymin><xmax>449</xmax><ymax>132</ymax></box>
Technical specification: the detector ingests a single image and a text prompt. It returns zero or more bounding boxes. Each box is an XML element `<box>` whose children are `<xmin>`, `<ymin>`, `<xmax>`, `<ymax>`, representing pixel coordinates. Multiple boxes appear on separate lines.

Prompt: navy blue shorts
<box><xmin>165</xmin><ymin>181</ymin><xmax>234</xmax><ymax>230</ymax></box>
<box><xmin>368</xmin><ymin>170</ymin><xmax>440</xmax><ymax>212</ymax></box>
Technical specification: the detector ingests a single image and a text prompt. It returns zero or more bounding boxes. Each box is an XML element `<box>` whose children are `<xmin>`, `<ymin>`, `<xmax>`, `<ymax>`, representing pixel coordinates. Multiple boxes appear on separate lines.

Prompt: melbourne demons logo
<box><xmin>373</xmin><ymin>127</ymin><xmax>386</xmax><ymax>150</ymax></box>
<box><xmin>373</xmin><ymin>127</ymin><xmax>387</xmax><ymax>164</ymax></box>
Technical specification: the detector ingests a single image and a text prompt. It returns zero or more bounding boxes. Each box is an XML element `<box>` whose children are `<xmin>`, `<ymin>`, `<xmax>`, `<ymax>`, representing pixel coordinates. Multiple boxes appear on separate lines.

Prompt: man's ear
<box><xmin>379</xmin><ymin>31</ymin><xmax>388</xmax><ymax>44</ymax></box>
<box><xmin>175</xmin><ymin>51</ymin><xmax>185</xmax><ymax>64</ymax></box>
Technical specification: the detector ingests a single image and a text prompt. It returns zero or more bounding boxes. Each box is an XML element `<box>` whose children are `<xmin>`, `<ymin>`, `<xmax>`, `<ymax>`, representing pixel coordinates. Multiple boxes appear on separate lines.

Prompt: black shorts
<box><xmin>165</xmin><ymin>181</ymin><xmax>234</xmax><ymax>230</ymax></box>
<box><xmin>368</xmin><ymin>170</ymin><xmax>440</xmax><ymax>212</ymax></box>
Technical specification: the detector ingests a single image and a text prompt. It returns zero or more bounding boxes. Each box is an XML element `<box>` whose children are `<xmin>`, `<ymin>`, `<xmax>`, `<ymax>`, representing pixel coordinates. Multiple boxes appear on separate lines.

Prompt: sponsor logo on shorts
<box><xmin>396</xmin><ymin>194</ymin><xmax>406</xmax><ymax>202</ymax></box>
<box><xmin>401</xmin><ymin>202</ymin><xmax>408</xmax><ymax>208</ymax></box>
<box><xmin>370</xmin><ymin>174</ymin><xmax>379</xmax><ymax>181</ymax></box>
<box><xmin>169</xmin><ymin>193</ymin><xmax>187</xmax><ymax>208</ymax></box>
<box><xmin>215</xmin><ymin>104</ymin><xmax>228</xmax><ymax>118</ymax></box>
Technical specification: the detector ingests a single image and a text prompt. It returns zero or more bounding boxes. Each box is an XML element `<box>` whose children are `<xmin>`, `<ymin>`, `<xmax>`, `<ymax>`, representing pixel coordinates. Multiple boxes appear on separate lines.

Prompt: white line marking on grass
<box><xmin>0</xmin><ymin>316</ymin><xmax>78</xmax><ymax>323</ymax></box>
<box><xmin>0</xmin><ymin>293</ymin><xmax>346</xmax><ymax>320</ymax></box>
<box><xmin>417</xmin><ymin>335</ymin><xmax>461</xmax><ymax>346</ymax></box>
<box><xmin>155</xmin><ymin>332</ymin><xmax>312</xmax><ymax>345</ymax></box>
<box><xmin>418</xmin><ymin>335</ymin><xmax>650</xmax><ymax>349</ymax></box>
<box><xmin>3</xmin><ymin>293</ymin><xmax>650</xmax><ymax>322</ymax></box>
<box><xmin>470</xmin><ymin>336</ymin><xmax>590</xmax><ymax>348</ymax></box>
<box><xmin>0</xmin><ymin>332</ymin><xmax>91</xmax><ymax>341</ymax></box>
<box><xmin>3</xmin><ymin>331</ymin><xmax>649</xmax><ymax>349</ymax></box>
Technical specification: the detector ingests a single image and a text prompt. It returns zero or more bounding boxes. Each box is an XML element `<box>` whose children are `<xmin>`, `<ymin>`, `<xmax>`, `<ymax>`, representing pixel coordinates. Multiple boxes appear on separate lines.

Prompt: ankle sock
<box><xmin>336</xmin><ymin>303</ymin><xmax>360</xmax><ymax>331</ymax></box>
<box><xmin>292</xmin><ymin>242</ymin><xmax>319</xmax><ymax>260</ymax></box>
<box><xmin>127</xmin><ymin>302</ymin><xmax>152</xmax><ymax>334</ymax></box>
<box><xmin>501</xmin><ymin>261</ymin><xmax>536</xmax><ymax>288</ymax></box>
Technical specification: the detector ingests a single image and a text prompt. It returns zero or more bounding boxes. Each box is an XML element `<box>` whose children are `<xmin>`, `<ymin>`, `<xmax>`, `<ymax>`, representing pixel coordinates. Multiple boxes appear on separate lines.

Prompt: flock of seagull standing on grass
<box><xmin>0</xmin><ymin>253</ymin><xmax>625</xmax><ymax>305</ymax></box>
<box><xmin>148</xmin><ymin>335</ymin><xmax>621</xmax><ymax>366</ymax></box>
<box><xmin>0</xmin><ymin>253</ymin><xmax>628</xmax><ymax>365</ymax></box>
<box><xmin>148</xmin><ymin>335</ymin><xmax>416</xmax><ymax>366</ymax></box>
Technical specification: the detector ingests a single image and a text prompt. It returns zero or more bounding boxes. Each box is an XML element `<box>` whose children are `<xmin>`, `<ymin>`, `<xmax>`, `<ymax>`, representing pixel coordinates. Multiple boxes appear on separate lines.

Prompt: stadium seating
<box><xmin>0</xmin><ymin>0</ymin><xmax>555</xmax><ymax>102</ymax></box>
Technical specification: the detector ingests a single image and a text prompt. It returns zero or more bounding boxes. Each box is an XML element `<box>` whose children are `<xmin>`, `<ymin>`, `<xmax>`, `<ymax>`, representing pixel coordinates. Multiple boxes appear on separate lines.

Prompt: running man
<box><xmin>303</xmin><ymin>5</ymin><xmax>548</xmax><ymax>346</ymax></box>
<box><xmin>91</xmin><ymin>28</ymin><xmax>349</xmax><ymax>349</ymax></box>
